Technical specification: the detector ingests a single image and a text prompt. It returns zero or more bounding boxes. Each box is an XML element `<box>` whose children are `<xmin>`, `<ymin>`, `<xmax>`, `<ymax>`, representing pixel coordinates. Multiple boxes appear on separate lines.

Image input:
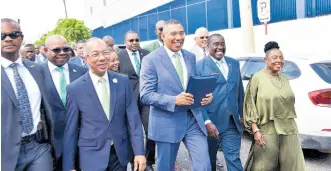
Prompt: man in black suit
<box><xmin>118</xmin><ymin>30</ymin><xmax>154</xmax><ymax>171</ymax></box>
<box><xmin>41</xmin><ymin>35</ymin><xmax>87</xmax><ymax>170</ymax></box>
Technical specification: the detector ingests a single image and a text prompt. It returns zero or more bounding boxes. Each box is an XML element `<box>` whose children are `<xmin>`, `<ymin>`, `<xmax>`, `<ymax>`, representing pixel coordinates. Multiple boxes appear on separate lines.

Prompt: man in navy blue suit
<box><xmin>1</xmin><ymin>18</ymin><xmax>55</xmax><ymax>171</ymax></box>
<box><xmin>63</xmin><ymin>38</ymin><xmax>146</xmax><ymax>171</ymax></box>
<box><xmin>196</xmin><ymin>34</ymin><xmax>244</xmax><ymax>171</ymax></box>
<box><xmin>41</xmin><ymin>35</ymin><xmax>87</xmax><ymax>170</ymax></box>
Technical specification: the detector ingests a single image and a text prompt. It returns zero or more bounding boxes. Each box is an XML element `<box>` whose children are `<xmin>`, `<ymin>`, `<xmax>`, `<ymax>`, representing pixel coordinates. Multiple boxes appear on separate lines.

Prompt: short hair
<box><xmin>155</xmin><ymin>20</ymin><xmax>166</xmax><ymax>28</ymax></box>
<box><xmin>207</xmin><ymin>33</ymin><xmax>224</xmax><ymax>46</ymax></box>
<box><xmin>163</xmin><ymin>19</ymin><xmax>182</xmax><ymax>33</ymax></box>
<box><xmin>1</xmin><ymin>18</ymin><xmax>21</xmax><ymax>31</ymax></box>
<box><xmin>103</xmin><ymin>35</ymin><xmax>114</xmax><ymax>41</ymax></box>
<box><xmin>24</xmin><ymin>44</ymin><xmax>35</xmax><ymax>48</ymax></box>
<box><xmin>124</xmin><ymin>30</ymin><xmax>138</xmax><ymax>40</ymax></box>
<box><xmin>194</xmin><ymin>27</ymin><xmax>208</xmax><ymax>38</ymax></box>
<box><xmin>83</xmin><ymin>37</ymin><xmax>102</xmax><ymax>56</ymax></box>
<box><xmin>77</xmin><ymin>39</ymin><xmax>86</xmax><ymax>44</ymax></box>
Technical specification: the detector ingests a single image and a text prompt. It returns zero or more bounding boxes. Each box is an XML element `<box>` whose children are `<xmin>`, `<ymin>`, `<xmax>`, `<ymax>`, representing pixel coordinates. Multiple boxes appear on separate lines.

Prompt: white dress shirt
<box><xmin>1</xmin><ymin>56</ymin><xmax>41</xmax><ymax>136</ymax></box>
<box><xmin>126</xmin><ymin>49</ymin><xmax>141</xmax><ymax>73</ymax></box>
<box><xmin>89</xmin><ymin>70</ymin><xmax>110</xmax><ymax>111</ymax></box>
<box><xmin>48</xmin><ymin>61</ymin><xmax>70</xmax><ymax>98</ymax></box>
<box><xmin>164</xmin><ymin>46</ymin><xmax>188</xmax><ymax>89</ymax></box>
<box><xmin>158</xmin><ymin>40</ymin><xmax>163</xmax><ymax>47</ymax></box>
<box><xmin>211</xmin><ymin>56</ymin><xmax>229</xmax><ymax>80</ymax></box>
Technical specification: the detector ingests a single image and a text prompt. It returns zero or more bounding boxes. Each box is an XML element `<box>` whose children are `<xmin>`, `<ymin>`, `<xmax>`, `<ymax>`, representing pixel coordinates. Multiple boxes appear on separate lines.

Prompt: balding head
<box><xmin>84</xmin><ymin>38</ymin><xmax>111</xmax><ymax>77</ymax></box>
<box><xmin>194</xmin><ymin>27</ymin><xmax>209</xmax><ymax>48</ymax></box>
<box><xmin>44</xmin><ymin>35</ymin><xmax>70</xmax><ymax>66</ymax></box>
<box><xmin>1</xmin><ymin>18</ymin><xmax>21</xmax><ymax>31</ymax></box>
<box><xmin>45</xmin><ymin>35</ymin><xmax>67</xmax><ymax>48</ymax></box>
<box><xmin>1</xmin><ymin>18</ymin><xmax>23</xmax><ymax>61</ymax></box>
<box><xmin>103</xmin><ymin>35</ymin><xmax>115</xmax><ymax>50</ymax></box>
<box><xmin>155</xmin><ymin>20</ymin><xmax>166</xmax><ymax>42</ymax></box>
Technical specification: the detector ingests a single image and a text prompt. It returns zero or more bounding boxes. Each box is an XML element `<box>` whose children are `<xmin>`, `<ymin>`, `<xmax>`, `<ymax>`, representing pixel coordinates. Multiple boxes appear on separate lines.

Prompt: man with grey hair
<box><xmin>103</xmin><ymin>35</ymin><xmax>120</xmax><ymax>52</ymax></box>
<box><xmin>143</xmin><ymin>20</ymin><xmax>166</xmax><ymax>52</ymax></box>
<box><xmin>189</xmin><ymin>27</ymin><xmax>209</xmax><ymax>61</ymax></box>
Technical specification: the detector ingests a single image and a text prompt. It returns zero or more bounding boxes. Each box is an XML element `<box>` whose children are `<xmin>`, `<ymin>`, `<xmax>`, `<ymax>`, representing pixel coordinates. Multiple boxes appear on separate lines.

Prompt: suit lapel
<box><xmin>68</xmin><ymin>63</ymin><xmax>82</xmax><ymax>82</ymax></box>
<box><xmin>108</xmin><ymin>72</ymin><xmax>117</xmax><ymax>122</ymax></box>
<box><xmin>160</xmin><ymin>47</ymin><xmax>183</xmax><ymax>90</ymax></box>
<box><xmin>182</xmin><ymin>50</ymin><xmax>193</xmax><ymax>78</ymax></box>
<box><xmin>83</xmin><ymin>73</ymin><xmax>109</xmax><ymax>121</ymax></box>
<box><xmin>224</xmin><ymin>57</ymin><xmax>232</xmax><ymax>80</ymax></box>
<box><xmin>123</xmin><ymin>50</ymin><xmax>137</xmax><ymax>76</ymax></box>
<box><xmin>1</xmin><ymin>67</ymin><xmax>19</xmax><ymax>107</ymax></box>
<box><xmin>23</xmin><ymin>60</ymin><xmax>44</xmax><ymax>94</ymax></box>
<box><xmin>43</xmin><ymin>63</ymin><xmax>64</xmax><ymax>108</ymax></box>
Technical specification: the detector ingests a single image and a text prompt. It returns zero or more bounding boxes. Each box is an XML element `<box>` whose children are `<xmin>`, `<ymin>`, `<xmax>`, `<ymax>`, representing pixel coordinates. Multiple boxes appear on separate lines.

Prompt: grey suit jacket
<box><xmin>1</xmin><ymin>59</ymin><xmax>54</xmax><ymax>171</ymax></box>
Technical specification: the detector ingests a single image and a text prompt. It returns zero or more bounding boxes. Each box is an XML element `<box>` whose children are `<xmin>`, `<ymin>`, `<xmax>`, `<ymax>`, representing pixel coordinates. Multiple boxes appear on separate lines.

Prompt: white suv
<box><xmin>235</xmin><ymin>55</ymin><xmax>331</xmax><ymax>152</ymax></box>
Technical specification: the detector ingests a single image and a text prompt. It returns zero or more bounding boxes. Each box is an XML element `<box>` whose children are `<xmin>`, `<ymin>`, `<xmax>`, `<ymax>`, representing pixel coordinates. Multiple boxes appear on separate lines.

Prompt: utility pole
<box><xmin>63</xmin><ymin>0</ymin><xmax>68</xmax><ymax>18</ymax></box>
<box><xmin>239</xmin><ymin>0</ymin><xmax>255</xmax><ymax>53</ymax></box>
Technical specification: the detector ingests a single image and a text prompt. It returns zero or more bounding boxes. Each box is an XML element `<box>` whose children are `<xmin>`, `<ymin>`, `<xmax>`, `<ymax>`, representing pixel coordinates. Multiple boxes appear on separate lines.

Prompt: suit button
<box><xmin>16</xmin><ymin>142</ymin><xmax>21</xmax><ymax>146</ymax></box>
<box><xmin>17</xmin><ymin>121</ymin><xmax>22</xmax><ymax>125</ymax></box>
<box><xmin>108</xmin><ymin>137</ymin><xmax>111</xmax><ymax>140</ymax></box>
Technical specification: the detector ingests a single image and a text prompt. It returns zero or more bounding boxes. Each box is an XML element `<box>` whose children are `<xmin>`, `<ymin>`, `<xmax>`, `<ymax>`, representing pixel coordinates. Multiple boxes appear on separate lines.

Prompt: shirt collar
<box><xmin>48</xmin><ymin>60</ymin><xmax>69</xmax><ymax>72</ymax></box>
<box><xmin>126</xmin><ymin>48</ymin><xmax>138</xmax><ymax>56</ymax></box>
<box><xmin>158</xmin><ymin>40</ymin><xmax>163</xmax><ymax>46</ymax></box>
<box><xmin>210</xmin><ymin>56</ymin><xmax>226</xmax><ymax>65</ymax></box>
<box><xmin>164</xmin><ymin>46</ymin><xmax>183</xmax><ymax>59</ymax></box>
<box><xmin>89</xmin><ymin>70</ymin><xmax>109</xmax><ymax>84</ymax></box>
<box><xmin>1</xmin><ymin>56</ymin><xmax>24</xmax><ymax>68</ymax></box>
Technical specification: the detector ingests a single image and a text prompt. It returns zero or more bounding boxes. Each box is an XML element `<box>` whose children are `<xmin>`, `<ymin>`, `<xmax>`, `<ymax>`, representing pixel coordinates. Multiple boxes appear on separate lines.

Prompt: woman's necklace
<box><xmin>265</xmin><ymin>68</ymin><xmax>288</xmax><ymax>98</ymax></box>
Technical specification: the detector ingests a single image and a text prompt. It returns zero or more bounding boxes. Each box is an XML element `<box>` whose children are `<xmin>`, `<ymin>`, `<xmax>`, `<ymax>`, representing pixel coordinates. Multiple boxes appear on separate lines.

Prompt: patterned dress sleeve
<box><xmin>244</xmin><ymin>74</ymin><xmax>260</xmax><ymax>133</ymax></box>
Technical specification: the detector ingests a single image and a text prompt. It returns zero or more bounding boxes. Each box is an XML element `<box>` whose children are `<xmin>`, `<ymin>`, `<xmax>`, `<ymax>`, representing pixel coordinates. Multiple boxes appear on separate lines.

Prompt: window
<box><xmin>310</xmin><ymin>62</ymin><xmax>331</xmax><ymax>84</ymax></box>
<box><xmin>207</xmin><ymin>0</ymin><xmax>228</xmax><ymax>31</ymax></box>
<box><xmin>187</xmin><ymin>2</ymin><xmax>206</xmax><ymax>34</ymax></box>
<box><xmin>241</xmin><ymin>58</ymin><xmax>301</xmax><ymax>80</ymax></box>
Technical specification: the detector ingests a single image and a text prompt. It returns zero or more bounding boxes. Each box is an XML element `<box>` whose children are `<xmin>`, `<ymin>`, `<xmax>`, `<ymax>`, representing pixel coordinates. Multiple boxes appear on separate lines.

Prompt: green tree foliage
<box><xmin>34</xmin><ymin>18</ymin><xmax>91</xmax><ymax>45</ymax></box>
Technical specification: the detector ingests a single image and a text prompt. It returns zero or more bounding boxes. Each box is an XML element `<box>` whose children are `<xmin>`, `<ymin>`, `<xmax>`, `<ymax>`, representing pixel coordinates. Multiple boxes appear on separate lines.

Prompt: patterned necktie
<box><xmin>203</xmin><ymin>48</ymin><xmax>207</xmax><ymax>58</ymax></box>
<box><xmin>9</xmin><ymin>63</ymin><xmax>34</xmax><ymax>134</ymax></box>
<box><xmin>132</xmin><ymin>52</ymin><xmax>140</xmax><ymax>75</ymax></box>
<box><xmin>174</xmin><ymin>52</ymin><xmax>184</xmax><ymax>88</ymax></box>
<box><xmin>55</xmin><ymin>66</ymin><xmax>67</xmax><ymax>105</ymax></box>
<box><xmin>99</xmin><ymin>78</ymin><xmax>110</xmax><ymax>120</ymax></box>
<box><xmin>217</xmin><ymin>60</ymin><xmax>228</xmax><ymax>80</ymax></box>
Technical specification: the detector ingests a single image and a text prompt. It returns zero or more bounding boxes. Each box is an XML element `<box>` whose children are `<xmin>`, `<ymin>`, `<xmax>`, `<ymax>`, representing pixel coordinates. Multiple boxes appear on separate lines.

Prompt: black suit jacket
<box><xmin>41</xmin><ymin>62</ymin><xmax>87</xmax><ymax>158</ymax></box>
<box><xmin>118</xmin><ymin>48</ymin><xmax>149</xmax><ymax>101</ymax></box>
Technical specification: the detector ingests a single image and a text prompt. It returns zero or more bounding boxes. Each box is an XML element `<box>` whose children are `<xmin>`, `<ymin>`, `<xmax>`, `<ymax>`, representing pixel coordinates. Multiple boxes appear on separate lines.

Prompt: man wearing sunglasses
<box><xmin>41</xmin><ymin>35</ymin><xmax>87</xmax><ymax>171</ymax></box>
<box><xmin>143</xmin><ymin>20</ymin><xmax>166</xmax><ymax>53</ymax></box>
<box><xmin>117</xmin><ymin>31</ymin><xmax>154</xmax><ymax>171</ymax></box>
<box><xmin>189</xmin><ymin>27</ymin><xmax>209</xmax><ymax>61</ymax></box>
<box><xmin>1</xmin><ymin>18</ymin><xmax>55</xmax><ymax>171</ymax></box>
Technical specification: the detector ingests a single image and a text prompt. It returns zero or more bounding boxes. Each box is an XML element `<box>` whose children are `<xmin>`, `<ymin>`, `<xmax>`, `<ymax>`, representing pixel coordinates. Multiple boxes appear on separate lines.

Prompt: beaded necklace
<box><xmin>265</xmin><ymin>68</ymin><xmax>288</xmax><ymax>98</ymax></box>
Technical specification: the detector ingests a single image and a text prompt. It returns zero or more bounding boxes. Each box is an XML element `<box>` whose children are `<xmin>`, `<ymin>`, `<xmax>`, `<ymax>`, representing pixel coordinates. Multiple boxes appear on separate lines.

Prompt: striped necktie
<box><xmin>55</xmin><ymin>66</ymin><xmax>67</xmax><ymax>105</ymax></box>
<box><xmin>132</xmin><ymin>52</ymin><xmax>140</xmax><ymax>75</ymax></box>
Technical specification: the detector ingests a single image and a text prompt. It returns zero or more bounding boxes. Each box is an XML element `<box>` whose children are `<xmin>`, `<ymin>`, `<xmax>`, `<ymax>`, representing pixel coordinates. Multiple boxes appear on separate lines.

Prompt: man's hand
<box><xmin>205</xmin><ymin>122</ymin><xmax>219</xmax><ymax>138</ymax></box>
<box><xmin>175</xmin><ymin>92</ymin><xmax>194</xmax><ymax>106</ymax></box>
<box><xmin>134</xmin><ymin>155</ymin><xmax>146</xmax><ymax>171</ymax></box>
<box><xmin>201</xmin><ymin>93</ymin><xmax>213</xmax><ymax>106</ymax></box>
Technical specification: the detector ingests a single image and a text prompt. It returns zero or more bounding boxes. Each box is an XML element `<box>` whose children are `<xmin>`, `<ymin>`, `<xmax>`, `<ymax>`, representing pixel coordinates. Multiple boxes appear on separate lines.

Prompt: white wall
<box><xmin>141</xmin><ymin>15</ymin><xmax>331</xmax><ymax>59</ymax></box>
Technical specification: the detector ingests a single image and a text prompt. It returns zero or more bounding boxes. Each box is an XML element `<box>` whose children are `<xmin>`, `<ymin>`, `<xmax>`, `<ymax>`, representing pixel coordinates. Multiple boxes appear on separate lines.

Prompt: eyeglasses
<box><xmin>158</xmin><ymin>27</ymin><xmax>163</xmax><ymax>32</ymax></box>
<box><xmin>1</xmin><ymin>31</ymin><xmax>23</xmax><ymax>40</ymax></box>
<box><xmin>128</xmin><ymin>38</ymin><xmax>140</xmax><ymax>43</ymax></box>
<box><xmin>51</xmin><ymin>47</ymin><xmax>71</xmax><ymax>53</ymax></box>
<box><xmin>89</xmin><ymin>50</ymin><xmax>112</xmax><ymax>59</ymax></box>
<box><xmin>200</xmin><ymin>36</ymin><xmax>209</xmax><ymax>40</ymax></box>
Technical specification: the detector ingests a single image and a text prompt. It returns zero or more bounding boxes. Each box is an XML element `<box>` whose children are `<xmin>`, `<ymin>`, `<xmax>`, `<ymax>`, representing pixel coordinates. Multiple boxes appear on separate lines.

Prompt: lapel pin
<box><xmin>112</xmin><ymin>78</ymin><xmax>118</xmax><ymax>83</ymax></box>
<box><xmin>73</xmin><ymin>69</ymin><xmax>77</xmax><ymax>72</ymax></box>
<box><xmin>30</xmin><ymin>65</ymin><xmax>35</xmax><ymax>68</ymax></box>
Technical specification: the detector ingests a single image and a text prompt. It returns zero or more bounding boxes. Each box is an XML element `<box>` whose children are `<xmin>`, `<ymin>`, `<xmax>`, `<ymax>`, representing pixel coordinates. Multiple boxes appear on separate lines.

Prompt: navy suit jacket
<box><xmin>140</xmin><ymin>47</ymin><xmax>207</xmax><ymax>143</ymax></box>
<box><xmin>69</xmin><ymin>56</ymin><xmax>87</xmax><ymax>67</ymax></box>
<box><xmin>1</xmin><ymin>60</ymin><xmax>54</xmax><ymax>171</ymax></box>
<box><xmin>42</xmin><ymin>62</ymin><xmax>87</xmax><ymax>158</ymax></box>
<box><xmin>196</xmin><ymin>56</ymin><xmax>244</xmax><ymax>133</ymax></box>
<box><xmin>62</xmin><ymin>71</ymin><xmax>144</xmax><ymax>171</ymax></box>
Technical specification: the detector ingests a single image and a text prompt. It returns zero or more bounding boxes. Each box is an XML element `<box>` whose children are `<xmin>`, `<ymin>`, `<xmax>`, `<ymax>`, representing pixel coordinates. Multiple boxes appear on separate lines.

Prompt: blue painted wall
<box><xmin>92</xmin><ymin>0</ymin><xmax>331</xmax><ymax>44</ymax></box>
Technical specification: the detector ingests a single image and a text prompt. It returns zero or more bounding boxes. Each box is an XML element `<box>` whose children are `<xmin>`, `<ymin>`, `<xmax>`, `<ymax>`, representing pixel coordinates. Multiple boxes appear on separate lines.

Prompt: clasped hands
<box><xmin>175</xmin><ymin>92</ymin><xmax>213</xmax><ymax>106</ymax></box>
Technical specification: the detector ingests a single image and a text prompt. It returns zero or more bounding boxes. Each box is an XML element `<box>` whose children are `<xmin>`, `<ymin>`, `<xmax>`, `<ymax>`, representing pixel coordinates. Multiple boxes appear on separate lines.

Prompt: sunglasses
<box><xmin>128</xmin><ymin>38</ymin><xmax>140</xmax><ymax>43</ymax></box>
<box><xmin>200</xmin><ymin>36</ymin><xmax>209</xmax><ymax>40</ymax></box>
<box><xmin>1</xmin><ymin>31</ymin><xmax>23</xmax><ymax>40</ymax></box>
<box><xmin>158</xmin><ymin>27</ymin><xmax>163</xmax><ymax>32</ymax></box>
<box><xmin>51</xmin><ymin>47</ymin><xmax>70</xmax><ymax>53</ymax></box>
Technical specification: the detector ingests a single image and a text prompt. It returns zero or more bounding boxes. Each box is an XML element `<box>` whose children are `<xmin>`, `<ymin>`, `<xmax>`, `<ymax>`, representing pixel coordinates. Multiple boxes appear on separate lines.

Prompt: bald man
<box><xmin>189</xmin><ymin>27</ymin><xmax>209</xmax><ymax>61</ymax></box>
<box><xmin>41</xmin><ymin>35</ymin><xmax>87</xmax><ymax>170</ymax></box>
<box><xmin>103</xmin><ymin>35</ymin><xmax>120</xmax><ymax>53</ymax></box>
<box><xmin>63</xmin><ymin>38</ymin><xmax>146</xmax><ymax>171</ymax></box>
<box><xmin>143</xmin><ymin>20</ymin><xmax>166</xmax><ymax>52</ymax></box>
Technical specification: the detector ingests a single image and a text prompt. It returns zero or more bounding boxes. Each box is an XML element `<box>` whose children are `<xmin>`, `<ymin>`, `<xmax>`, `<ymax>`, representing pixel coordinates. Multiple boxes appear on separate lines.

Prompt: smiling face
<box><xmin>162</xmin><ymin>23</ymin><xmax>185</xmax><ymax>52</ymax></box>
<box><xmin>265</xmin><ymin>49</ymin><xmax>284</xmax><ymax>73</ymax></box>
<box><xmin>1</xmin><ymin>21</ymin><xmax>23</xmax><ymax>60</ymax></box>
<box><xmin>108</xmin><ymin>52</ymin><xmax>120</xmax><ymax>72</ymax></box>
<box><xmin>85</xmin><ymin>39</ymin><xmax>111</xmax><ymax>77</ymax></box>
<box><xmin>45</xmin><ymin>36</ymin><xmax>70</xmax><ymax>67</ymax></box>
<box><xmin>208</xmin><ymin>35</ymin><xmax>226</xmax><ymax>60</ymax></box>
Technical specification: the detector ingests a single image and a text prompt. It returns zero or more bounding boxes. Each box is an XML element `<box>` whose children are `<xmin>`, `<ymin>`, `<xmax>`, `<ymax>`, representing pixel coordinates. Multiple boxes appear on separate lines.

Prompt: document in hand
<box><xmin>183</xmin><ymin>75</ymin><xmax>217</xmax><ymax>109</ymax></box>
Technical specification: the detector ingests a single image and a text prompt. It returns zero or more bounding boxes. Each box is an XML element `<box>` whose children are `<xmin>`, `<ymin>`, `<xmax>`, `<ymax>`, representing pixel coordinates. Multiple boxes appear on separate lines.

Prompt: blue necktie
<box><xmin>10</xmin><ymin>63</ymin><xmax>34</xmax><ymax>134</ymax></box>
<box><xmin>132</xmin><ymin>52</ymin><xmax>140</xmax><ymax>75</ymax></box>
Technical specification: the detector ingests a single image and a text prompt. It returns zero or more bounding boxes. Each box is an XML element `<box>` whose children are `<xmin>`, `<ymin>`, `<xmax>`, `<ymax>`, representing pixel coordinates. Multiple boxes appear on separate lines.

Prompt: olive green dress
<box><xmin>244</xmin><ymin>68</ymin><xmax>306</xmax><ymax>171</ymax></box>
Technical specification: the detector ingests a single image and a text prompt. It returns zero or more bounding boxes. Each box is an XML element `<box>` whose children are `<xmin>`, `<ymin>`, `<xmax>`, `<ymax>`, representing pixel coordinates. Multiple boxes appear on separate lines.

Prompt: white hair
<box><xmin>194</xmin><ymin>27</ymin><xmax>209</xmax><ymax>38</ymax></box>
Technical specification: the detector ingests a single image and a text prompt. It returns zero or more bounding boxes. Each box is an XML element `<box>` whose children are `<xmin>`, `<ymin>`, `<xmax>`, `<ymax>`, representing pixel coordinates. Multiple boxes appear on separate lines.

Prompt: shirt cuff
<box><xmin>204</xmin><ymin>120</ymin><xmax>212</xmax><ymax>125</ymax></box>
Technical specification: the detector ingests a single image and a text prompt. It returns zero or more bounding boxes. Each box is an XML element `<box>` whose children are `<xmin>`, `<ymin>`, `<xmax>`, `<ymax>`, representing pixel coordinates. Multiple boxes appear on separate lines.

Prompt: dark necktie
<box><xmin>10</xmin><ymin>63</ymin><xmax>34</xmax><ymax>134</ymax></box>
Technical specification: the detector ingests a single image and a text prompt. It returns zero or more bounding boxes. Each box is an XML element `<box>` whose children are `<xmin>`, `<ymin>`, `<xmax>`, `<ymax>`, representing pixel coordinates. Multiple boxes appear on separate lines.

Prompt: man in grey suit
<box><xmin>1</xmin><ymin>18</ymin><xmax>55</xmax><ymax>171</ymax></box>
<box><xmin>189</xmin><ymin>27</ymin><xmax>209</xmax><ymax>61</ymax></box>
<box><xmin>143</xmin><ymin>20</ymin><xmax>166</xmax><ymax>52</ymax></box>
<box><xmin>140</xmin><ymin>19</ymin><xmax>213</xmax><ymax>171</ymax></box>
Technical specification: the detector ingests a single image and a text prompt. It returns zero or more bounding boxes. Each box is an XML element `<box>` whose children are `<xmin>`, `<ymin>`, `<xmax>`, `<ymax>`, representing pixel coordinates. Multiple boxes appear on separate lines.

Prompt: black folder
<box><xmin>183</xmin><ymin>75</ymin><xmax>217</xmax><ymax>109</ymax></box>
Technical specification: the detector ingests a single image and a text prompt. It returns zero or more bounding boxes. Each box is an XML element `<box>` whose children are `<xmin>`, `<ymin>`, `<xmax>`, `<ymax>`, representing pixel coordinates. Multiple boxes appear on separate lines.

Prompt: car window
<box><xmin>310</xmin><ymin>62</ymin><xmax>331</xmax><ymax>84</ymax></box>
<box><xmin>242</xmin><ymin>59</ymin><xmax>301</xmax><ymax>80</ymax></box>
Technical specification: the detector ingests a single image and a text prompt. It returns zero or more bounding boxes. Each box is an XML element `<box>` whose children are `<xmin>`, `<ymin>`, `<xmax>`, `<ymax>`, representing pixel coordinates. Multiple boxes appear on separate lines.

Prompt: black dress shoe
<box><xmin>145</xmin><ymin>165</ymin><xmax>154</xmax><ymax>171</ymax></box>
